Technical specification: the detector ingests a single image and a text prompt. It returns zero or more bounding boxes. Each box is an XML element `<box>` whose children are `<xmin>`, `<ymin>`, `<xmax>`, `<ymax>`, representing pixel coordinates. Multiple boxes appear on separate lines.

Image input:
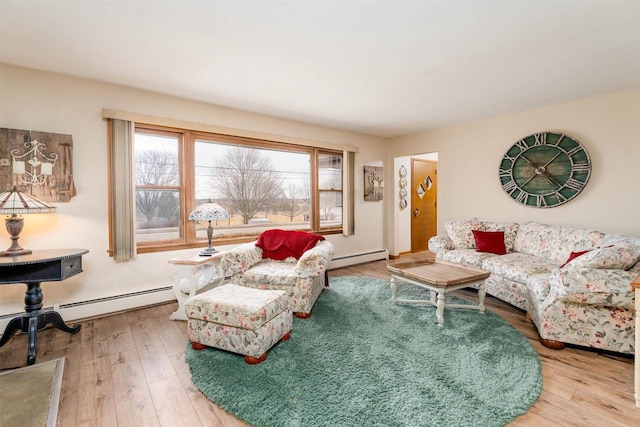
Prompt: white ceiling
<box><xmin>1</xmin><ymin>1</ymin><xmax>639</xmax><ymax>138</ymax></box>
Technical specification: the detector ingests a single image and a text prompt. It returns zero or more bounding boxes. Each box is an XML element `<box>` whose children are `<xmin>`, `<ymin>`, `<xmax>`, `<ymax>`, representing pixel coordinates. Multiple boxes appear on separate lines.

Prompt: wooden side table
<box><xmin>632</xmin><ymin>275</ymin><xmax>640</xmax><ymax>408</ymax></box>
<box><xmin>0</xmin><ymin>249</ymin><xmax>89</xmax><ymax>365</ymax></box>
<box><xmin>168</xmin><ymin>251</ymin><xmax>225</xmax><ymax>320</ymax></box>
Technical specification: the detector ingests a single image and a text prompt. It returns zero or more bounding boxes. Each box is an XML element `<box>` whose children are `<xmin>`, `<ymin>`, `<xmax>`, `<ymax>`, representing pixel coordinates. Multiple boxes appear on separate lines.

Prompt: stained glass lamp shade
<box><xmin>0</xmin><ymin>186</ymin><xmax>57</xmax><ymax>256</ymax></box>
<box><xmin>188</xmin><ymin>202</ymin><xmax>229</xmax><ymax>256</ymax></box>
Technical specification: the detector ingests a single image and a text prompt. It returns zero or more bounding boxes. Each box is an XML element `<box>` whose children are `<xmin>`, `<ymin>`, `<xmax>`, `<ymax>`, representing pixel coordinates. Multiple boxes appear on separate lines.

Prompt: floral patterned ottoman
<box><xmin>186</xmin><ymin>283</ymin><xmax>292</xmax><ymax>364</ymax></box>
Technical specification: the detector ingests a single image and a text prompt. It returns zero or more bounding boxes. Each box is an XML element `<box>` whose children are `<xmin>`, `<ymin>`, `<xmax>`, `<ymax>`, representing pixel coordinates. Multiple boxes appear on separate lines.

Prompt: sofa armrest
<box><xmin>221</xmin><ymin>242</ymin><xmax>263</xmax><ymax>277</ymax></box>
<box><xmin>428</xmin><ymin>234</ymin><xmax>454</xmax><ymax>257</ymax></box>
<box><xmin>295</xmin><ymin>240</ymin><xmax>335</xmax><ymax>276</ymax></box>
<box><xmin>549</xmin><ymin>268</ymin><xmax>635</xmax><ymax>309</ymax></box>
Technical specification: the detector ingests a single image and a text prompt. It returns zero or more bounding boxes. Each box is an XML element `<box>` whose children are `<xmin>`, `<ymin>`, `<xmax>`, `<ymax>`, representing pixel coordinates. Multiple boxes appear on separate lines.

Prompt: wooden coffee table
<box><xmin>387</xmin><ymin>259</ymin><xmax>490</xmax><ymax>327</ymax></box>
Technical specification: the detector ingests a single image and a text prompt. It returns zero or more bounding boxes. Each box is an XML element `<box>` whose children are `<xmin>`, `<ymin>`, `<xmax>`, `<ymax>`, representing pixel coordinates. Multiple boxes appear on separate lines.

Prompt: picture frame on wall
<box><xmin>364</xmin><ymin>165</ymin><xmax>383</xmax><ymax>201</ymax></box>
<box><xmin>0</xmin><ymin>128</ymin><xmax>76</xmax><ymax>202</ymax></box>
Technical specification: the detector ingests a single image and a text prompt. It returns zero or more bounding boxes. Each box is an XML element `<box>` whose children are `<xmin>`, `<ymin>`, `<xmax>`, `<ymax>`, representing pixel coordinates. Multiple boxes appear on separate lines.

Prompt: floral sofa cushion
<box><xmin>241</xmin><ymin>260</ymin><xmax>301</xmax><ymax>287</ymax></box>
<box><xmin>549</xmin><ymin>268</ymin><xmax>636</xmax><ymax>310</ymax></box>
<box><xmin>514</xmin><ymin>222</ymin><xmax>604</xmax><ymax>263</ymax></box>
<box><xmin>440</xmin><ymin>249</ymin><xmax>497</xmax><ymax>269</ymax></box>
<box><xmin>565</xmin><ymin>235</ymin><xmax>640</xmax><ymax>270</ymax></box>
<box><xmin>526</xmin><ymin>273</ymin><xmax>552</xmax><ymax>301</ymax></box>
<box><xmin>441</xmin><ymin>219</ymin><xmax>520</xmax><ymax>253</ymax></box>
<box><xmin>444</xmin><ymin>218</ymin><xmax>482</xmax><ymax>249</ymax></box>
<box><xmin>481</xmin><ymin>252</ymin><xmax>558</xmax><ymax>284</ymax></box>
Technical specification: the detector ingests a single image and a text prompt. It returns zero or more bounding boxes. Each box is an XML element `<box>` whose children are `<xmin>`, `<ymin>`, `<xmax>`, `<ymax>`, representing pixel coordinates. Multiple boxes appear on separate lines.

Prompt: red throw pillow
<box><xmin>472</xmin><ymin>230</ymin><xmax>507</xmax><ymax>255</ymax></box>
<box><xmin>560</xmin><ymin>250</ymin><xmax>591</xmax><ymax>268</ymax></box>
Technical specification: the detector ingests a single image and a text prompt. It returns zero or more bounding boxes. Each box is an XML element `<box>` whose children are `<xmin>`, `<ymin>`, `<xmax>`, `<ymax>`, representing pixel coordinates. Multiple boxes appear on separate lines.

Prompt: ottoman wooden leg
<box><xmin>245</xmin><ymin>353</ymin><xmax>268</xmax><ymax>365</ymax></box>
<box><xmin>540</xmin><ymin>338</ymin><xmax>565</xmax><ymax>350</ymax></box>
<box><xmin>191</xmin><ymin>342</ymin><xmax>206</xmax><ymax>350</ymax></box>
<box><xmin>295</xmin><ymin>312</ymin><xmax>312</xmax><ymax>319</ymax></box>
<box><xmin>281</xmin><ymin>331</ymin><xmax>291</xmax><ymax>342</ymax></box>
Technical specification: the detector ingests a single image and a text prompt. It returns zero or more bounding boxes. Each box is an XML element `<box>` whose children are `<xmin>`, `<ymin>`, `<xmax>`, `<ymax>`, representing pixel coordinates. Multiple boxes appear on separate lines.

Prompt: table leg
<box><xmin>390</xmin><ymin>277</ymin><xmax>397</xmax><ymax>303</ymax></box>
<box><xmin>478</xmin><ymin>282</ymin><xmax>486</xmax><ymax>314</ymax></box>
<box><xmin>170</xmin><ymin>266</ymin><xmax>197</xmax><ymax>321</ymax></box>
<box><xmin>27</xmin><ymin>316</ymin><xmax>38</xmax><ymax>365</ymax></box>
<box><xmin>0</xmin><ymin>317</ymin><xmax>23</xmax><ymax>348</ymax></box>
<box><xmin>2</xmin><ymin>281</ymin><xmax>82</xmax><ymax>365</ymax></box>
<box><xmin>42</xmin><ymin>310</ymin><xmax>81</xmax><ymax>334</ymax></box>
<box><xmin>436</xmin><ymin>292</ymin><xmax>445</xmax><ymax>327</ymax></box>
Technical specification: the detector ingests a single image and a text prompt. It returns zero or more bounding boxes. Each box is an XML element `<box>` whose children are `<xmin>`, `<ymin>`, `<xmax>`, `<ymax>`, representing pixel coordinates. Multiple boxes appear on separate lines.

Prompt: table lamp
<box><xmin>0</xmin><ymin>186</ymin><xmax>57</xmax><ymax>256</ymax></box>
<box><xmin>188</xmin><ymin>201</ymin><xmax>229</xmax><ymax>256</ymax></box>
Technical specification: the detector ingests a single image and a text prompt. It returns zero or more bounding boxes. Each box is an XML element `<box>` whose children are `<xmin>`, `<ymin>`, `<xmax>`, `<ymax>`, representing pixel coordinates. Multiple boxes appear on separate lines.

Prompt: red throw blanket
<box><xmin>256</xmin><ymin>229</ymin><xmax>325</xmax><ymax>260</ymax></box>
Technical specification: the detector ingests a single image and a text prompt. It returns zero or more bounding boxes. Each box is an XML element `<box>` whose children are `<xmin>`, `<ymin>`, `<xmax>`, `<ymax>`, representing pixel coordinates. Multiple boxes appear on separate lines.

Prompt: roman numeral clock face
<box><xmin>499</xmin><ymin>132</ymin><xmax>591</xmax><ymax>208</ymax></box>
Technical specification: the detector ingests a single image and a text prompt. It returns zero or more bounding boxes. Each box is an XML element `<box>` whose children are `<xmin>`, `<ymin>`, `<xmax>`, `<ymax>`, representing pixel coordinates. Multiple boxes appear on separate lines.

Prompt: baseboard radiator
<box><xmin>0</xmin><ymin>287</ymin><xmax>176</xmax><ymax>333</ymax></box>
<box><xmin>0</xmin><ymin>249</ymin><xmax>388</xmax><ymax>332</ymax></box>
<box><xmin>329</xmin><ymin>249</ymin><xmax>388</xmax><ymax>269</ymax></box>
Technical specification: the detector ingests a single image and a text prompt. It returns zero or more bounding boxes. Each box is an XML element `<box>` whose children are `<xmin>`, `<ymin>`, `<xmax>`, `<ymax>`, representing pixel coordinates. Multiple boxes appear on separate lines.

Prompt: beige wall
<box><xmin>390</xmin><ymin>89</ymin><xmax>640</xmax><ymax>246</ymax></box>
<box><xmin>2</xmin><ymin>62</ymin><xmax>638</xmax><ymax>321</ymax></box>
<box><xmin>0</xmin><ymin>64</ymin><xmax>388</xmax><ymax>318</ymax></box>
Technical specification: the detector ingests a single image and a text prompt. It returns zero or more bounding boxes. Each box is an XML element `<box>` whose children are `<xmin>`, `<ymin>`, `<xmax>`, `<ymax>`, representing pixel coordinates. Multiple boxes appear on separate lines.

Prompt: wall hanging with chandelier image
<box><xmin>0</xmin><ymin>128</ymin><xmax>76</xmax><ymax>202</ymax></box>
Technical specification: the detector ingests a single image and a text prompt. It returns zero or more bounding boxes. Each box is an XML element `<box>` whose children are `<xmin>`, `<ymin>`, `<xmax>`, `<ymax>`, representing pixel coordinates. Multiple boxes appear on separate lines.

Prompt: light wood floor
<box><xmin>1</xmin><ymin>253</ymin><xmax>638</xmax><ymax>426</ymax></box>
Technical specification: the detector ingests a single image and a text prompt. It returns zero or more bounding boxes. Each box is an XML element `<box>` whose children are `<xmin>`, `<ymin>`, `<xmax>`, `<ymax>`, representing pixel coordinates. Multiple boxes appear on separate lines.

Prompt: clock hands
<box><xmin>541</xmin><ymin>172</ymin><xmax>562</xmax><ymax>189</ymax></box>
<box><xmin>520</xmin><ymin>169</ymin><xmax>562</xmax><ymax>189</ymax></box>
<box><xmin>519</xmin><ymin>154</ymin><xmax>534</xmax><ymax>165</ymax></box>
<box><xmin>518</xmin><ymin>151</ymin><xmax>564</xmax><ymax>190</ymax></box>
<box><xmin>541</xmin><ymin>151</ymin><xmax>562</xmax><ymax>168</ymax></box>
<box><xmin>520</xmin><ymin>173</ymin><xmax>538</xmax><ymax>188</ymax></box>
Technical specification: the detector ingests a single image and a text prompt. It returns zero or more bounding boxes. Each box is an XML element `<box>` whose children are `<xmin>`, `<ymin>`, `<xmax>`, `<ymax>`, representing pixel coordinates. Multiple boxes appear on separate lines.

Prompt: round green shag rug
<box><xmin>185</xmin><ymin>277</ymin><xmax>542</xmax><ymax>427</ymax></box>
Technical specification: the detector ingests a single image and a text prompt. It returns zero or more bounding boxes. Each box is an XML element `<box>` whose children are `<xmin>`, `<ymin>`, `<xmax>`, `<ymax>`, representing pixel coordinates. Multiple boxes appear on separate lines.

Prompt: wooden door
<box><xmin>411</xmin><ymin>159</ymin><xmax>438</xmax><ymax>252</ymax></box>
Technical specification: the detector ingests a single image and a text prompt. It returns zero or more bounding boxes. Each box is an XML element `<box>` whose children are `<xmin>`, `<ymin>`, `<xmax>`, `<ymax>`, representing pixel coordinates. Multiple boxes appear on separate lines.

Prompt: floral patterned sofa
<box><xmin>428</xmin><ymin>219</ymin><xmax>640</xmax><ymax>354</ymax></box>
<box><xmin>221</xmin><ymin>233</ymin><xmax>334</xmax><ymax>319</ymax></box>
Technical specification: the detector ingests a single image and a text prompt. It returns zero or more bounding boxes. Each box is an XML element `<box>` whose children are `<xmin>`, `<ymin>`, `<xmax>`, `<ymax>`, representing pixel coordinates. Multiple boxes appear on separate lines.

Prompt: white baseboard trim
<box><xmin>0</xmin><ymin>287</ymin><xmax>177</xmax><ymax>333</ymax></box>
<box><xmin>329</xmin><ymin>249</ymin><xmax>388</xmax><ymax>269</ymax></box>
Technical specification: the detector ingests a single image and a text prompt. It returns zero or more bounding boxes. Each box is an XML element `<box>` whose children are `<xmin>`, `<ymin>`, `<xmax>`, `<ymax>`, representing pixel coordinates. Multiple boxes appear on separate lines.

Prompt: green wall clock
<box><xmin>499</xmin><ymin>132</ymin><xmax>591</xmax><ymax>208</ymax></box>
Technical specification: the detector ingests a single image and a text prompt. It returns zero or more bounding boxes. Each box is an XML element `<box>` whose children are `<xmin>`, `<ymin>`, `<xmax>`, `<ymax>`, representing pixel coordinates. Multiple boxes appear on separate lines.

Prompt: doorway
<box><xmin>411</xmin><ymin>158</ymin><xmax>438</xmax><ymax>252</ymax></box>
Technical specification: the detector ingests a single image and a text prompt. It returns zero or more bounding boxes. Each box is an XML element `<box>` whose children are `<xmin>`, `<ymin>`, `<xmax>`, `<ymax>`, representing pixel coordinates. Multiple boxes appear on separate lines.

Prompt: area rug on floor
<box><xmin>185</xmin><ymin>277</ymin><xmax>542</xmax><ymax>427</ymax></box>
<box><xmin>0</xmin><ymin>357</ymin><xmax>65</xmax><ymax>427</ymax></box>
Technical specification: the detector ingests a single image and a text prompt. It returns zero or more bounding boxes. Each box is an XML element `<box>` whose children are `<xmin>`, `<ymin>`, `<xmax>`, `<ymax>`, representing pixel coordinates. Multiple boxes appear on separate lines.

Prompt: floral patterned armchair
<box><xmin>221</xmin><ymin>230</ymin><xmax>335</xmax><ymax>318</ymax></box>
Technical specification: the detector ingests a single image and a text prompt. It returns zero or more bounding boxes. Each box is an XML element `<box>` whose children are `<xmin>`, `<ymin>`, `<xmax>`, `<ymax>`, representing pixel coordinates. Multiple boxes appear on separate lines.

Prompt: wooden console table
<box><xmin>632</xmin><ymin>275</ymin><xmax>640</xmax><ymax>408</ymax></box>
<box><xmin>168</xmin><ymin>251</ymin><xmax>225</xmax><ymax>320</ymax></box>
<box><xmin>0</xmin><ymin>249</ymin><xmax>88</xmax><ymax>365</ymax></box>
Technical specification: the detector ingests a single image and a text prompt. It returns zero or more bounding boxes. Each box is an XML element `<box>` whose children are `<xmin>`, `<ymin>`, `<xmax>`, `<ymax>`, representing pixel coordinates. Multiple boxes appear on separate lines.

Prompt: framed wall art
<box><xmin>364</xmin><ymin>165</ymin><xmax>384</xmax><ymax>201</ymax></box>
<box><xmin>0</xmin><ymin>128</ymin><xmax>76</xmax><ymax>202</ymax></box>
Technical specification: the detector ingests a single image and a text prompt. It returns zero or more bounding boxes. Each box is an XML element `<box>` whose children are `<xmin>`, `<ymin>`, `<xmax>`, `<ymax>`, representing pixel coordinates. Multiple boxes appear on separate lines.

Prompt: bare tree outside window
<box><xmin>129</xmin><ymin>126</ymin><xmax>348</xmax><ymax>252</ymax></box>
<box><xmin>319</xmin><ymin>176</ymin><xmax>341</xmax><ymax>220</ymax></box>
<box><xmin>209</xmin><ymin>146</ymin><xmax>283</xmax><ymax>224</ymax></box>
<box><xmin>135</xmin><ymin>149</ymin><xmax>179</xmax><ymax>225</ymax></box>
<box><xmin>280</xmin><ymin>182</ymin><xmax>310</xmax><ymax>222</ymax></box>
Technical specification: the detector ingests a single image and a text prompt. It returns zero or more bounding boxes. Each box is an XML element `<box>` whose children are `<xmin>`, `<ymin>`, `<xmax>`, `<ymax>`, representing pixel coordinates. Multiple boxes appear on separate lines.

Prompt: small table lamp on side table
<box><xmin>189</xmin><ymin>200</ymin><xmax>229</xmax><ymax>256</ymax></box>
<box><xmin>0</xmin><ymin>186</ymin><xmax>57</xmax><ymax>256</ymax></box>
